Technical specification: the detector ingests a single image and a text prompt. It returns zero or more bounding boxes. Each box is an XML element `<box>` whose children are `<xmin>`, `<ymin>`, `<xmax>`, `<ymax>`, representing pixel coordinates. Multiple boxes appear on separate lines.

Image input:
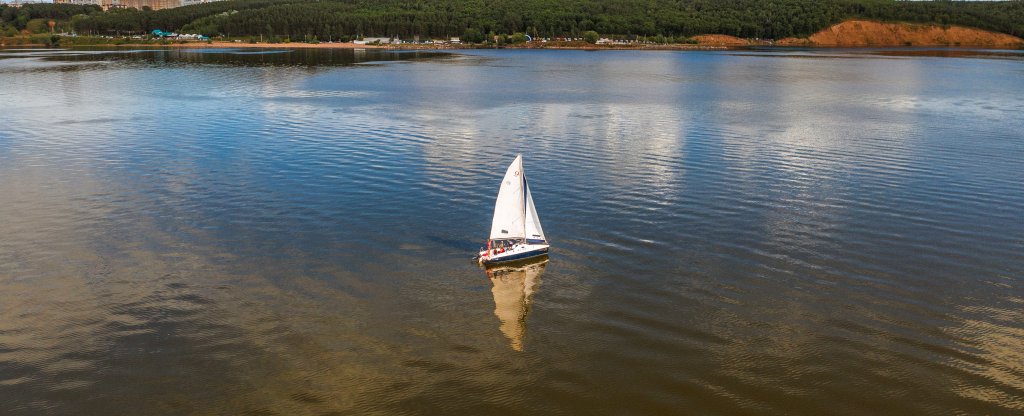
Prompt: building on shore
<box><xmin>6</xmin><ymin>0</ymin><xmax>52</xmax><ymax>7</ymax></box>
<box><xmin>355</xmin><ymin>37</ymin><xmax>400</xmax><ymax>45</ymax></box>
<box><xmin>52</xmin><ymin>0</ymin><xmax>223</xmax><ymax>11</ymax></box>
<box><xmin>52</xmin><ymin>0</ymin><xmax>115</xmax><ymax>9</ymax></box>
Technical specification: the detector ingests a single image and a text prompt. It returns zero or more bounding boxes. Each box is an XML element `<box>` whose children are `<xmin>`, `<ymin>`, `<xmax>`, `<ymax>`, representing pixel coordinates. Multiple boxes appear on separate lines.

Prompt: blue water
<box><xmin>1</xmin><ymin>47</ymin><xmax>1022</xmax><ymax>414</ymax></box>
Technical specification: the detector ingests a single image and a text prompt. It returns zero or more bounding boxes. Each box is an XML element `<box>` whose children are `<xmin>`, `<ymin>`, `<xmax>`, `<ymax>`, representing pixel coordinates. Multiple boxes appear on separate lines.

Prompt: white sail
<box><xmin>489</xmin><ymin>155</ymin><xmax>526</xmax><ymax>241</ymax></box>
<box><xmin>524</xmin><ymin>178</ymin><xmax>545</xmax><ymax>242</ymax></box>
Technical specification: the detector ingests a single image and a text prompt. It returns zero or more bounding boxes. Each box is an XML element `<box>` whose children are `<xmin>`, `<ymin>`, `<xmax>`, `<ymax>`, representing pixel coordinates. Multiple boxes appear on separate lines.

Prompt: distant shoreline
<box><xmin>150</xmin><ymin>41</ymin><xmax>734</xmax><ymax>51</ymax></box>
<box><xmin>0</xmin><ymin>39</ymin><xmax>734</xmax><ymax>51</ymax></box>
<box><xmin>4</xmin><ymin>39</ymin><xmax>1023</xmax><ymax>52</ymax></box>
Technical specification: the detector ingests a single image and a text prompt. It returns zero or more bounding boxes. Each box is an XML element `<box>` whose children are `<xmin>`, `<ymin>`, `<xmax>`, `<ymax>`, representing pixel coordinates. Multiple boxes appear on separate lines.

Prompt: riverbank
<box><xmin>105</xmin><ymin>40</ymin><xmax>725</xmax><ymax>51</ymax></box>
<box><xmin>0</xmin><ymin>38</ymin><xmax>730</xmax><ymax>51</ymax></box>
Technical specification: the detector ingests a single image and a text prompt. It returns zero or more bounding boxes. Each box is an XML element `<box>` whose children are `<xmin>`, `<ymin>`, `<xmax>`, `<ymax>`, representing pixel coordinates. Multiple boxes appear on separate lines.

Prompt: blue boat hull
<box><xmin>480</xmin><ymin>247</ymin><xmax>549</xmax><ymax>265</ymax></box>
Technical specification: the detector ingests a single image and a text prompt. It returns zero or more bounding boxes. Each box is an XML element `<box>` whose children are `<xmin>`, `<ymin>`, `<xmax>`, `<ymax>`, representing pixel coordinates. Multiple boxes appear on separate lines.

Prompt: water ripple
<box><xmin>1</xmin><ymin>47</ymin><xmax>1022</xmax><ymax>415</ymax></box>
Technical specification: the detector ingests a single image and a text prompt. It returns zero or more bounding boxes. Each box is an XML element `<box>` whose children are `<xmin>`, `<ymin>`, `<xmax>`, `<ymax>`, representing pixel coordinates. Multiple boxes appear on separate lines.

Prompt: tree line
<box><xmin>1</xmin><ymin>3</ymin><xmax>101</xmax><ymax>36</ymax></box>
<box><xmin>5</xmin><ymin>0</ymin><xmax>1024</xmax><ymax>41</ymax></box>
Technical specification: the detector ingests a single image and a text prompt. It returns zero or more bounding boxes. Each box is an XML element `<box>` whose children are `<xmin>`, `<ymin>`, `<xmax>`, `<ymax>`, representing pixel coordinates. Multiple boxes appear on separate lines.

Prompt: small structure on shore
<box><xmin>356</xmin><ymin>37</ymin><xmax>399</xmax><ymax>45</ymax></box>
<box><xmin>151</xmin><ymin>29</ymin><xmax>177</xmax><ymax>38</ymax></box>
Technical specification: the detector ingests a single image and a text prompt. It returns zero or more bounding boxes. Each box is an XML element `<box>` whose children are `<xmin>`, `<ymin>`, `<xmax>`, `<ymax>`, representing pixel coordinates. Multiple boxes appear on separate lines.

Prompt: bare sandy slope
<box><xmin>777</xmin><ymin>20</ymin><xmax>1024</xmax><ymax>47</ymax></box>
<box><xmin>693</xmin><ymin>34</ymin><xmax>751</xmax><ymax>46</ymax></box>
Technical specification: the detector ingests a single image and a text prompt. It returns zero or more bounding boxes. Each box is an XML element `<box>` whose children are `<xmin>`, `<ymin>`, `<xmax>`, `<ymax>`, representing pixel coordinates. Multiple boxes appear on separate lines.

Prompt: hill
<box><xmin>777</xmin><ymin>20</ymin><xmax>1024</xmax><ymax>47</ymax></box>
<box><xmin>3</xmin><ymin>0</ymin><xmax>1024</xmax><ymax>46</ymax></box>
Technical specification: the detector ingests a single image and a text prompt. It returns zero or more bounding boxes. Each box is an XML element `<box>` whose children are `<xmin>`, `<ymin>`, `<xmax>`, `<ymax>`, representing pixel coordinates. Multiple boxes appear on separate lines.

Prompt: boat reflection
<box><xmin>485</xmin><ymin>256</ymin><xmax>548</xmax><ymax>351</ymax></box>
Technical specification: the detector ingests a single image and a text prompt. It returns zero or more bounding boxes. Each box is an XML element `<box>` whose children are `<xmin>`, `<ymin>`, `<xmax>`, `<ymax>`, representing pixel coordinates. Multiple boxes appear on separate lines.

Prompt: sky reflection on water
<box><xmin>1</xmin><ymin>47</ymin><xmax>1022</xmax><ymax>415</ymax></box>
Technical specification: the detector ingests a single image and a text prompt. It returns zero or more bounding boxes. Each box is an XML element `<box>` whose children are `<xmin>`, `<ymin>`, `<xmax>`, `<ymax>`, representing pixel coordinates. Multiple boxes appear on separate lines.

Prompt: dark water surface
<box><xmin>1</xmin><ymin>47</ymin><xmax>1022</xmax><ymax>415</ymax></box>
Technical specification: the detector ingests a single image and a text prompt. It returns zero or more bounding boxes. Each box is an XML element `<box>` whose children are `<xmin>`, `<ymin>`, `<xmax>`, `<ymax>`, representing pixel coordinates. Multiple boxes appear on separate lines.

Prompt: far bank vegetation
<box><xmin>3</xmin><ymin>0</ymin><xmax>1023</xmax><ymax>47</ymax></box>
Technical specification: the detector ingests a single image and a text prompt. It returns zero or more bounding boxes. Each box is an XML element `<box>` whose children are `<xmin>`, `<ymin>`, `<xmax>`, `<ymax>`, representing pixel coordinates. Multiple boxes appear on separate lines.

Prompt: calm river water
<box><xmin>1</xmin><ymin>47</ymin><xmax>1022</xmax><ymax>415</ymax></box>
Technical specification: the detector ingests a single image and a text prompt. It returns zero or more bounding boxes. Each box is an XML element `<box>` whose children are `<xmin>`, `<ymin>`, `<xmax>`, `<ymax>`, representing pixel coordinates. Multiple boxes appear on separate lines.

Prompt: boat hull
<box><xmin>479</xmin><ymin>244</ymin><xmax>549</xmax><ymax>265</ymax></box>
<box><xmin>484</xmin><ymin>255</ymin><xmax>549</xmax><ymax>272</ymax></box>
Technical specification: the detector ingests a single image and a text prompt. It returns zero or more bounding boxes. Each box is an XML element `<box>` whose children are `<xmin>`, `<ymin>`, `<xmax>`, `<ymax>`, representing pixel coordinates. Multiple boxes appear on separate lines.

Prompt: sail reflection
<box><xmin>485</xmin><ymin>257</ymin><xmax>548</xmax><ymax>351</ymax></box>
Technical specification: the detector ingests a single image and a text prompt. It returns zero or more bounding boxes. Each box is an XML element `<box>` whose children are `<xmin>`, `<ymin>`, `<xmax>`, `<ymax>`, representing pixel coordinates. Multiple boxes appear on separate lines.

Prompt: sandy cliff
<box><xmin>777</xmin><ymin>20</ymin><xmax>1023</xmax><ymax>47</ymax></box>
<box><xmin>693</xmin><ymin>34</ymin><xmax>751</xmax><ymax>46</ymax></box>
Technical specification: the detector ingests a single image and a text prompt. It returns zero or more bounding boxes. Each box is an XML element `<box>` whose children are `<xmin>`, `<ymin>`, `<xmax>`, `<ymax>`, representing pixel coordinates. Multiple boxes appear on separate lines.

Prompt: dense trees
<box><xmin>462</xmin><ymin>27</ymin><xmax>485</xmax><ymax>43</ymax></box>
<box><xmin>1</xmin><ymin>4</ymin><xmax>101</xmax><ymax>34</ymax></box>
<box><xmin>5</xmin><ymin>1</ymin><xmax>1024</xmax><ymax>42</ymax></box>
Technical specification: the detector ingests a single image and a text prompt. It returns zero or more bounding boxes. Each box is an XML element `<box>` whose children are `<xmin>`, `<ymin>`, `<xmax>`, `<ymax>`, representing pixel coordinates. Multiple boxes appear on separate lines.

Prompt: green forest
<box><xmin>3</xmin><ymin>0</ymin><xmax>1024</xmax><ymax>41</ymax></box>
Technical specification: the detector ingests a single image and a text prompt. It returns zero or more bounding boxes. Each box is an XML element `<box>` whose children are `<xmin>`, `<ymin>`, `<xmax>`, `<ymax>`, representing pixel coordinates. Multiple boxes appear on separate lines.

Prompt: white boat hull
<box><xmin>478</xmin><ymin>243</ymin><xmax>550</xmax><ymax>265</ymax></box>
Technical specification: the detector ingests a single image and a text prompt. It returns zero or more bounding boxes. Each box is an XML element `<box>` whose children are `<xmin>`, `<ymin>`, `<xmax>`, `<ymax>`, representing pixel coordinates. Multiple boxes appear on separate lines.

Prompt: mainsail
<box><xmin>489</xmin><ymin>155</ymin><xmax>526</xmax><ymax>241</ymax></box>
<box><xmin>489</xmin><ymin>155</ymin><xmax>546</xmax><ymax>243</ymax></box>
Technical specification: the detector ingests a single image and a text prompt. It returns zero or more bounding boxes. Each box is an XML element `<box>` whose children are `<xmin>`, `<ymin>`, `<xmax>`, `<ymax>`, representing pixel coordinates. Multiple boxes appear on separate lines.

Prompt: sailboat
<box><xmin>477</xmin><ymin>154</ymin><xmax>549</xmax><ymax>265</ymax></box>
